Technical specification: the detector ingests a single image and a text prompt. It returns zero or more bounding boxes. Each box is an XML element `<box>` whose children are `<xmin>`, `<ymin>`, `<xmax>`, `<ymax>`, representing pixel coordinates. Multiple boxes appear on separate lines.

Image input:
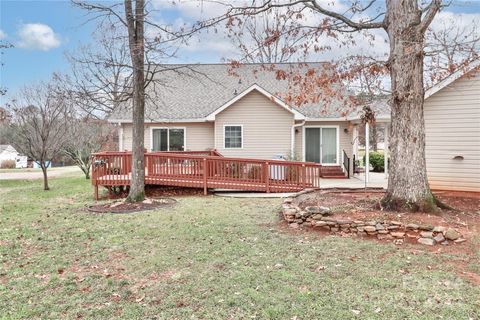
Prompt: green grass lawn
<box><xmin>1</xmin><ymin>174</ymin><xmax>479</xmax><ymax>319</ymax></box>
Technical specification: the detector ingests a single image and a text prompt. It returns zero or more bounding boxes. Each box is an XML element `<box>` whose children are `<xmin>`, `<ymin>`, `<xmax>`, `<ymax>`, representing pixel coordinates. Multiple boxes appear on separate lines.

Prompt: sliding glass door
<box><xmin>151</xmin><ymin>128</ymin><xmax>185</xmax><ymax>151</ymax></box>
<box><xmin>304</xmin><ymin>127</ymin><xmax>338</xmax><ymax>164</ymax></box>
<box><xmin>305</xmin><ymin>128</ymin><xmax>321</xmax><ymax>163</ymax></box>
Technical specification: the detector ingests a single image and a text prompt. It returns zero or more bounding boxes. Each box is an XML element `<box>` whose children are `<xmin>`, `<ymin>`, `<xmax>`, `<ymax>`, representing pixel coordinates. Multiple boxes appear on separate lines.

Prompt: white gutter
<box><xmin>291</xmin><ymin>121</ymin><xmax>306</xmax><ymax>157</ymax></box>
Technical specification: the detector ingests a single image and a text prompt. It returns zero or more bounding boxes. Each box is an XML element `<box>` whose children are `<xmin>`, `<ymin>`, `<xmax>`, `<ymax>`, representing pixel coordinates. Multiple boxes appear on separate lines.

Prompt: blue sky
<box><xmin>1</xmin><ymin>0</ymin><xmax>480</xmax><ymax>104</ymax></box>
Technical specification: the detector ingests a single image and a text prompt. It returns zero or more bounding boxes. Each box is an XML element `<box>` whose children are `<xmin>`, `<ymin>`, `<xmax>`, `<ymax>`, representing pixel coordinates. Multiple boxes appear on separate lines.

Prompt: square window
<box><xmin>224</xmin><ymin>126</ymin><xmax>242</xmax><ymax>148</ymax></box>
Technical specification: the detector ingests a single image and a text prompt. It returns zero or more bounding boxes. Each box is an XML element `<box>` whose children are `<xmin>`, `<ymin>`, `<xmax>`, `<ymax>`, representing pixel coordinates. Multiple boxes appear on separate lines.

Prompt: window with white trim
<box><xmin>224</xmin><ymin>125</ymin><xmax>242</xmax><ymax>148</ymax></box>
<box><xmin>152</xmin><ymin>128</ymin><xmax>185</xmax><ymax>151</ymax></box>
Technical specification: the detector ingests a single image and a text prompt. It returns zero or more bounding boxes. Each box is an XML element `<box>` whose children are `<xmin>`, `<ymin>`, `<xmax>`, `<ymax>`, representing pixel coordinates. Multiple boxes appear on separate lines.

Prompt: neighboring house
<box><xmin>423</xmin><ymin>60</ymin><xmax>480</xmax><ymax>192</ymax></box>
<box><xmin>108</xmin><ymin>61</ymin><xmax>479</xmax><ymax>191</ymax></box>
<box><xmin>0</xmin><ymin>145</ymin><xmax>19</xmax><ymax>167</ymax></box>
<box><xmin>109</xmin><ymin>63</ymin><xmax>389</xmax><ymax>178</ymax></box>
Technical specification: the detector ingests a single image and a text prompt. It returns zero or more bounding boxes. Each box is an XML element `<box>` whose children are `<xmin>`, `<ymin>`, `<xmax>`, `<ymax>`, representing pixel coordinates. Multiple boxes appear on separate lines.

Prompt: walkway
<box><xmin>0</xmin><ymin>166</ymin><xmax>80</xmax><ymax>180</ymax></box>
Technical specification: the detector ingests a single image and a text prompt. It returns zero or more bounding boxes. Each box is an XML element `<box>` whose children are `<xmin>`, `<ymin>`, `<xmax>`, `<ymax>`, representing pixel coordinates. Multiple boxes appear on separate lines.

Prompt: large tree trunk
<box><xmin>40</xmin><ymin>162</ymin><xmax>49</xmax><ymax>191</ymax></box>
<box><xmin>382</xmin><ymin>0</ymin><xmax>435</xmax><ymax>211</ymax></box>
<box><xmin>125</xmin><ymin>0</ymin><xmax>146</xmax><ymax>202</ymax></box>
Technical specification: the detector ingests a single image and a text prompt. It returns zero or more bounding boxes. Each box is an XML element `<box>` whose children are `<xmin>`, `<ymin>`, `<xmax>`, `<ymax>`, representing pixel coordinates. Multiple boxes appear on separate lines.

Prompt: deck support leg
<box><xmin>94</xmin><ymin>185</ymin><xmax>99</xmax><ymax>200</ymax></box>
<box><xmin>264</xmin><ymin>162</ymin><xmax>270</xmax><ymax>193</ymax></box>
<box><xmin>203</xmin><ymin>158</ymin><xmax>208</xmax><ymax>196</ymax></box>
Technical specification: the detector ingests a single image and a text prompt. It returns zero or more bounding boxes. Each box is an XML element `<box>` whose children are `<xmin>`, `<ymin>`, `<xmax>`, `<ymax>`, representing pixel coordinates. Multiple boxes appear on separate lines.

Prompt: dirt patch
<box><xmin>103</xmin><ymin>185</ymin><xmax>205</xmax><ymax>200</ymax></box>
<box><xmin>87</xmin><ymin>198</ymin><xmax>177</xmax><ymax>214</ymax></box>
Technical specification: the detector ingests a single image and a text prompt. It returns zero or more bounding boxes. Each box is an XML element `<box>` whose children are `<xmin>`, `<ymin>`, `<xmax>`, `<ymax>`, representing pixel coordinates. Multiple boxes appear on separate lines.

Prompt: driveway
<box><xmin>0</xmin><ymin>166</ymin><xmax>81</xmax><ymax>180</ymax></box>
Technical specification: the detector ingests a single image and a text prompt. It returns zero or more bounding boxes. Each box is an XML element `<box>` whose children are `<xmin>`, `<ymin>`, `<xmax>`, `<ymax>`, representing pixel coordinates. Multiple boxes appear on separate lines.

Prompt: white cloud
<box><xmin>17</xmin><ymin>23</ymin><xmax>61</xmax><ymax>51</ymax></box>
<box><xmin>0</xmin><ymin>29</ymin><xmax>6</xmax><ymax>40</ymax></box>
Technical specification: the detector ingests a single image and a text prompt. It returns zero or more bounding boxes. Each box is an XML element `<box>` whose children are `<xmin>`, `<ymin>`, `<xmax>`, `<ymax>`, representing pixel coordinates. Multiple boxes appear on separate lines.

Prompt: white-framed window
<box><xmin>224</xmin><ymin>125</ymin><xmax>243</xmax><ymax>149</ymax></box>
<box><xmin>151</xmin><ymin>127</ymin><xmax>186</xmax><ymax>151</ymax></box>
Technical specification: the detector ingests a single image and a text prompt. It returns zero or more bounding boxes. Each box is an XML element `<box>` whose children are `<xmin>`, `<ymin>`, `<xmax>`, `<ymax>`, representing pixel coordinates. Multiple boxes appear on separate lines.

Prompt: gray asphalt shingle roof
<box><xmin>109</xmin><ymin>63</ymin><xmax>390</xmax><ymax>121</ymax></box>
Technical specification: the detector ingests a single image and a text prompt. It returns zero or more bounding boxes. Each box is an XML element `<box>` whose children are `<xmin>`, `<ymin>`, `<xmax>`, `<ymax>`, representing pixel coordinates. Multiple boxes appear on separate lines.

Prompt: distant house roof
<box><xmin>0</xmin><ymin>145</ymin><xmax>17</xmax><ymax>154</ymax></box>
<box><xmin>109</xmin><ymin>62</ymin><xmax>389</xmax><ymax>123</ymax></box>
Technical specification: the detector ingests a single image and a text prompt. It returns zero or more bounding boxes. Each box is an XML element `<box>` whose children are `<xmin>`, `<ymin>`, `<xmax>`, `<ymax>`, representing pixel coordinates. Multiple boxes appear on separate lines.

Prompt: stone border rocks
<box><xmin>281</xmin><ymin>194</ymin><xmax>466</xmax><ymax>246</ymax></box>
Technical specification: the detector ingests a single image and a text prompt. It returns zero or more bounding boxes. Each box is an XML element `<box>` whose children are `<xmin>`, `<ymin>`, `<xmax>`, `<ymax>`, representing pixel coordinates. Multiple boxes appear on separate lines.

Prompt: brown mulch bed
<box><xmin>103</xmin><ymin>185</ymin><xmax>205</xmax><ymax>200</ymax></box>
<box><xmin>87</xmin><ymin>198</ymin><xmax>177</xmax><ymax>214</ymax></box>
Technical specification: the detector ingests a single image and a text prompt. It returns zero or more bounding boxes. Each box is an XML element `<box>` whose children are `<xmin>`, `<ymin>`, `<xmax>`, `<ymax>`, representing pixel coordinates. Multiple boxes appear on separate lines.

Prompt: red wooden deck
<box><xmin>91</xmin><ymin>151</ymin><xmax>321</xmax><ymax>199</ymax></box>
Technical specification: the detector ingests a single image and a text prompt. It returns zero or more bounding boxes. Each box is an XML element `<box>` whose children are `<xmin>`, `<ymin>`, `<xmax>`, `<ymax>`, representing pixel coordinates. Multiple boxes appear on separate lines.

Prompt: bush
<box><xmin>0</xmin><ymin>160</ymin><xmax>16</xmax><ymax>169</ymax></box>
<box><xmin>363</xmin><ymin>152</ymin><xmax>385</xmax><ymax>172</ymax></box>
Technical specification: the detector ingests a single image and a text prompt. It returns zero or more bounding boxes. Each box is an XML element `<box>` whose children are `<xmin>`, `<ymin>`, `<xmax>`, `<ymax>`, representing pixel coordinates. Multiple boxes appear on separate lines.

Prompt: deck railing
<box><xmin>91</xmin><ymin>151</ymin><xmax>321</xmax><ymax>198</ymax></box>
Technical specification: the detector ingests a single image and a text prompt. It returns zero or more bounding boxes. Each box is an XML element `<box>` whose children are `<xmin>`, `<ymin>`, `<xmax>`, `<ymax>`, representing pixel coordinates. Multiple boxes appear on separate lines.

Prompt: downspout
<box><xmin>291</xmin><ymin>120</ymin><xmax>306</xmax><ymax>158</ymax></box>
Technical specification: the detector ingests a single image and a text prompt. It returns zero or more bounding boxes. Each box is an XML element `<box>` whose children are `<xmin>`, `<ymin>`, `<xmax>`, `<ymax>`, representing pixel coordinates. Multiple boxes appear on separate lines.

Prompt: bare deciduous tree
<box><xmin>64</xmin><ymin>119</ymin><xmax>116</xmax><ymax>179</ymax></box>
<box><xmin>1</xmin><ymin>41</ymin><xmax>13</xmax><ymax>96</ymax></box>
<box><xmin>227</xmin><ymin>8</ymin><xmax>316</xmax><ymax>63</ymax></box>
<box><xmin>71</xmin><ymin>0</ymin><xmax>214</xmax><ymax>201</ymax></box>
<box><xmin>424</xmin><ymin>17</ymin><xmax>480</xmax><ymax>87</ymax></box>
<box><xmin>8</xmin><ymin>81</ymin><xmax>72</xmax><ymax>190</ymax></box>
<box><xmin>64</xmin><ymin>27</ymin><xmax>133</xmax><ymax>117</ymax></box>
<box><xmin>201</xmin><ymin>0</ymin><xmax>454</xmax><ymax>211</ymax></box>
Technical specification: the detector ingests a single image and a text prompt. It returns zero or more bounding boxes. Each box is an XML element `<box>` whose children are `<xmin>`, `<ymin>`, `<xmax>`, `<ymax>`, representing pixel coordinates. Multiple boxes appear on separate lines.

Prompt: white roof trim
<box><xmin>205</xmin><ymin>84</ymin><xmax>305</xmax><ymax>121</ymax></box>
<box><xmin>108</xmin><ymin>118</ymin><xmax>212</xmax><ymax>124</ymax></box>
<box><xmin>425</xmin><ymin>59</ymin><xmax>480</xmax><ymax>99</ymax></box>
<box><xmin>305</xmin><ymin>117</ymin><xmax>349</xmax><ymax>122</ymax></box>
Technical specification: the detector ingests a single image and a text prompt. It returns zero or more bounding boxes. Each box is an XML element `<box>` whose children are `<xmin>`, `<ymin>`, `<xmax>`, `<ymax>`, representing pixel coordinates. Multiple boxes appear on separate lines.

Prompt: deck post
<box><xmin>264</xmin><ymin>162</ymin><xmax>270</xmax><ymax>193</ymax></box>
<box><xmin>203</xmin><ymin>158</ymin><xmax>208</xmax><ymax>195</ymax></box>
<box><xmin>302</xmin><ymin>164</ymin><xmax>306</xmax><ymax>189</ymax></box>
<box><xmin>94</xmin><ymin>184</ymin><xmax>99</xmax><ymax>200</ymax></box>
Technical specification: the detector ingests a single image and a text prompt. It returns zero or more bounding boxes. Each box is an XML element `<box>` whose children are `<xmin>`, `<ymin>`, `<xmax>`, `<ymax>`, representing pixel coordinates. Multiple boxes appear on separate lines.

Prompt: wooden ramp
<box><xmin>91</xmin><ymin>151</ymin><xmax>322</xmax><ymax>199</ymax></box>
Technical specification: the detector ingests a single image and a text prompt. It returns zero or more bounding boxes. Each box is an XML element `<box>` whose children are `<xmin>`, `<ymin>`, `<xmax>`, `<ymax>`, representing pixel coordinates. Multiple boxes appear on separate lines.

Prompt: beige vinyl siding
<box><xmin>121</xmin><ymin>122</ymin><xmax>214</xmax><ymax>151</ymax></box>
<box><xmin>215</xmin><ymin>90</ymin><xmax>294</xmax><ymax>159</ymax></box>
<box><xmin>295</xmin><ymin>121</ymin><xmax>353</xmax><ymax>171</ymax></box>
<box><xmin>424</xmin><ymin>71</ymin><xmax>480</xmax><ymax>192</ymax></box>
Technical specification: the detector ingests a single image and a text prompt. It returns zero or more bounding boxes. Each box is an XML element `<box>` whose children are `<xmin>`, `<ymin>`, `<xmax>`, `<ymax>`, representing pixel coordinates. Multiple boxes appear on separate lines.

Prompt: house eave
<box><xmin>108</xmin><ymin>118</ymin><xmax>213</xmax><ymax>124</ymax></box>
<box><xmin>205</xmin><ymin>84</ymin><xmax>306</xmax><ymax>121</ymax></box>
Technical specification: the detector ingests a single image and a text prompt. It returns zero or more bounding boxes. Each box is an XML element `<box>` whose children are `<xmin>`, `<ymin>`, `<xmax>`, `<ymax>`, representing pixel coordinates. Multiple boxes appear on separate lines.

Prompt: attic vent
<box><xmin>234</xmin><ymin>89</ymin><xmax>238</xmax><ymax>95</ymax></box>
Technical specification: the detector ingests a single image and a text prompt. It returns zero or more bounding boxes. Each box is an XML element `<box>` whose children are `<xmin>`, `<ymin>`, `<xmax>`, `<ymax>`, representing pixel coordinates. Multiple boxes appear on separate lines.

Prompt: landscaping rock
<box><xmin>391</xmin><ymin>232</ymin><xmax>405</xmax><ymax>238</ymax></box>
<box><xmin>418</xmin><ymin>224</ymin><xmax>434</xmax><ymax>231</ymax></box>
<box><xmin>364</xmin><ymin>226</ymin><xmax>376</xmax><ymax>233</ymax></box>
<box><xmin>418</xmin><ymin>238</ymin><xmax>435</xmax><ymax>246</ymax></box>
<box><xmin>305</xmin><ymin>206</ymin><xmax>331</xmax><ymax>215</ymax></box>
<box><xmin>283</xmin><ymin>197</ymin><xmax>294</xmax><ymax>204</ymax></box>
<box><xmin>311</xmin><ymin>214</ymin><xmax>324</xmax><ymax>221</ymax></box>
<box><xmin>289</xmin><ymin>223</ymin><xmax>300</xmax><ymax>229</ymax></box>
<box><xmin>406</xmin><ymin>223</ymin><xmax>419</xmax><ymax>230</ymax></box>
<box><xmin>375</xmin><ymin>223</ymin><xmax>385</xmax><ymax>231</ymax></box>
<box><xmin>420</xmin><ymin>231</ymin><xmax>434</xmax><ymax>239</ymax></box>
<box><xmin>433</xmin><ymin>226</ymin><xmax>446</xmax><ymax>233</ymax></box>
<box><xmin>321</xmin><ymin>217</ymin><xmax>337</xmax><ymax>222</ymax></box>
<box><xmin>444</xmin><ymin>229</ymin><xmax>461</xmax><ymax>241</ymax></box>
<box><xmin>454</xmin><ymin>238</ymin><xmax>467</xmax><ymax>244</ymax></box>
<box><xmin>284</xmin><ymin>208</ymin><xmax>297</xmax><ymax>215</ymax></box>
<box><xmin>433</xmin><ymin>234</ymin><xmax>445</xmax><ymax>243</ymax></box>
<box><xmin>315</xmin><ymin>221</ymin><xmax>328</xmax><ymax>227</ymax></box>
